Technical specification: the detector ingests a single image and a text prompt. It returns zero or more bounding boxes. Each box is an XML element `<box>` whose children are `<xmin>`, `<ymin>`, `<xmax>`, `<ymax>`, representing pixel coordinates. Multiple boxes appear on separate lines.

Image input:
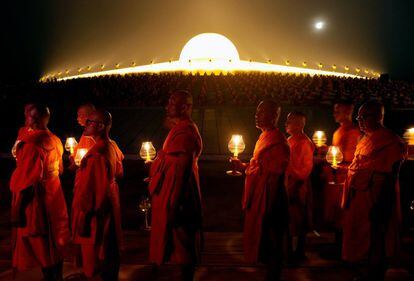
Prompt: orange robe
<box><xmin>73</xmin><ymin>134</ymin><xmax>96</xmax><ymax>157</ymax></box>
<box><xmin>148</xmin><ymin>119</ymin><xmax>203</xmax><ymax>265</ymax></box>
<box><xmin>10</xmin><ymin>129</ymin><xmax>70</xmax><ymax>270</ymax></box>
<box><xmin>285</xmin><ymin>133</ymin><xmax>315</xmax><ymax>236</ymax></box>
<box><xmin>332</xmin><ymin>122</ymin><xmax>361</xmax><ymax>164</ymax></box>
<box><xmin>342</xmin><ymin>127</ymin><xmax>406</xmax><ymax>263</ymax></box>
<box><xmin>11</xmin><ymin>126</ymin><xmax>33</xmax><ymax>159</ymax></box>
<box><xmin>72</xmin><ymin>139</ymin><xmax>124</xmax><ymax>269</ymax></box>
<box><xmin>243</xmin><ymin>128</ymin><xmax>290</xmax><ymax>263</ymax></box>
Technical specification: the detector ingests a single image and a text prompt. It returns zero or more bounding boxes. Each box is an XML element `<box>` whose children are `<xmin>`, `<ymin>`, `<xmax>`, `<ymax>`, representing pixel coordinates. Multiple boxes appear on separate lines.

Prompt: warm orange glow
<box><xmin>45</xmin><ymin>33</ymin><xmax>375</xmax><ymax>82</ymax></box>
<box><xmin>139</xmin><ymin>141</ymin><xmax>156</xmax><ymax>161</ymax></box>
<box><xmin>404</xmin><ymin>128</ymin><xmax>414</xmax><ymax>146</ymax></box>
<box><xmin>228</xmin><ymin>134</ymin><xmax>245</xmax><ymax>157</ymax></box>
<box><xmin>74</xmin><ymin>148</ymin><xmax>88</xmax><ymax>166</ymax></box>
<box><xmin>312</xmin><ymin>130</ymin><xmax>327</xmax><ymax>147</ymax></box>
<box><xmin>326</xmin><ymin>146</ymin><xmax>343</xmax><ymax>168</ymax></box>
<box><xmin>65</xmin><ymin>137</ymin><xmax>78</xmax><ymax>155</ymax></box>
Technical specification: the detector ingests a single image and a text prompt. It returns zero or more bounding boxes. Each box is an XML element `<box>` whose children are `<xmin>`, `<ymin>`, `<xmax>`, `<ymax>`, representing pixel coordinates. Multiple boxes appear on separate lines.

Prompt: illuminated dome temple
<box><xmin>42</xmin><ymin>33</ymin><xmax>378</xmax><ymax>81</ymax></box>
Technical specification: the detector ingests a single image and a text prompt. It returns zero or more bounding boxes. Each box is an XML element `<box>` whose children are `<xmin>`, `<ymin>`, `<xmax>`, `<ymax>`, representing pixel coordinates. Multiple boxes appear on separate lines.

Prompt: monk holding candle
<box><xmin>72</xmin><ymin>109</ymin><xmax>124</xmax><ymax>281</ymax></box>
<box><xmin>342</xmin><ymin>101</ymin><xmax>406</xmax><ymax>281</ymax></box>
<box><xmin>333</xmin><ymin>101</ymin><xmax>361</xmax><ymax>165</ymax></box>
<box><xmin>231</xmin><ymin>100</ymin><xmax>289</xmax><ymax>281</ymax></box>
<box><xmin>148</xmin><ymin>90</ymin><xmax>202</xmax><ymax>281</ymax></box>
<box><xmin>72</xmin><ymin>103</ymin><xmax>96</xmax><ymax>158</ymax></box>
<box><xmin>10</xmin><ymin>104</ymin><xmax>70</xmax><ymax>280</ymax></box>
<box><xmin>285</xmin><ymin>112</ymin><xmax>314</xmax><ymax>259</ymax></box>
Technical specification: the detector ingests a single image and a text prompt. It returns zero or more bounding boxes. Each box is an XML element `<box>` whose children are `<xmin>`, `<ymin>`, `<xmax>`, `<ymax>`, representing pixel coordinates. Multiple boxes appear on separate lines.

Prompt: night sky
<box><xmin>3</xmin><ymin>0</ymin><xmax>414</xmax><ymax>82</ymax></box>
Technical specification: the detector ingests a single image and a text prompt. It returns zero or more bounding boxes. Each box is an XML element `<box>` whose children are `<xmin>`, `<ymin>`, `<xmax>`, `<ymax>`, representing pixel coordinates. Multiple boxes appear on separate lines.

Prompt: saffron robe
<box><xmin>10</xmin><ymin>129</ymin><xmax>70</xmax><ymax>270</ymax></box>
<box><xmin>332</xmin><ymin>122</ymin><xmax>361</xmax><ymax>164</ymax></box>
<box><xmin>285</xmin><ymin>133</ymin><xmax>315</xmax><ymax>236</ymax></box>
<box><xmin>243</xmin><ymin>128</ymin><xmax>290</xmax><ymax>263</ymax></box>
<box><xmin>11</xmin><ymin>126</ymin><xmax>33</xmax><ymax>159</ymax></box>
<box><xmin>72</xmin><ymin>139</ymin><xmax>124</xmax><ymax>260</ymax></box>
<box><xmin>342</xmin><ymin>127</ymin><xmax>406</xmax><ymax>262</ymax></box>
<box><xmin>73</xmin><ymin>134</ymin><xmax>96</xmax><ymax>157</ymax></box>
<box><xmin>148</xmin><ymin>119</ymin><xmax>203</xmax><ymax>265</ymax></box>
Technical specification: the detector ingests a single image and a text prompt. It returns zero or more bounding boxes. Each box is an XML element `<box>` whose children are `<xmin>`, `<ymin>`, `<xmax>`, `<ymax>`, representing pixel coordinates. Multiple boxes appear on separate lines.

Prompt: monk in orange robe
<box><xmin>231</xmin><ymin>100</ymin><xmax>289</xmax><ymax>281</ymax></box>
<box><xmin>332</xmin><ymin>102</ymin><xmax>361</xmax><ymax>164</ymax></box>
<box><xmin>285</xmin><ymin>112</ymin><xmax>314</xmax><ymax>259</ymax></box>
<box><xmin>71</xmin><ymin>109</ymin><xmax>124</xmax><ymax>281</ymax></box>
<box><xmin>148</xmin><ymin>90</ymin><xmax>202</xmax><ymax>281</ymax></box>
<box><xmin>11</xmin><ymin>103</ymin><xmax>34</xmax><ymax>158</ymax></box>
<box><xmin>72</xmin><ymin>103</ymin><xmax>96</xmax><ymax>162</ymax></box>
<box><xmin>323</xmin><ymin>102</ymin><xmax>361</xmax><ymax>253</ymax></box>
<box><xmin>10</xmin><ymin>104</ymin><xmax>70</xmax><ymax>281</ymax></box>
<box><xmin>342</xmin><ymin>101</ymin><xmax>406</xmax><ymax>281</ymax></box>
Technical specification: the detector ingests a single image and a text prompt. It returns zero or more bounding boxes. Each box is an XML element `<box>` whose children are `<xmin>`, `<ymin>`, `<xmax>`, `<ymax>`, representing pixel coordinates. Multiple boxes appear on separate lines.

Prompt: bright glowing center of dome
<box><xmin>179</xmin><ymin>33</ymin><xmax>240</xmax><ymax>62</ymax></box>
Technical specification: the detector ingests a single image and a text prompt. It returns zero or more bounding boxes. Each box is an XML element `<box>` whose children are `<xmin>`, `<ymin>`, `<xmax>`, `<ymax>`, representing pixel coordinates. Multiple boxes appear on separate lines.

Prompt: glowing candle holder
<box><xmin>326</xmin><ymin>146</ymin><xmax>344</xmax><ymax>184</ymax></box>
<box><xmin>138</xmin><ymin>197</ymin><xmax>152</xmax><ymax>231</ymax></box>
<box><xmin>65</xmin><ymin>137</ymin><xmax>78</xmax><ymax>155</ymax></box>
<box><xmin>404</xmin><ymin>128</ymin><xmax>414</xmax><ymax>159</ymax></box>
<box><xmin>139</xmin><ymin>141</ymin><xmax>156</xmax><ymax>182</ymax></box>
<box><xmin>227</xmin><ymin>134</ymin><xmax>246</xmax><ymax>176</ymax></box>
<box><xmin>312</xmin><ymin>131</ymin><xmax>327</xmax><ymax>148</ymax></box>
<box><xmin>139</xmin><ymin>141</ymin><xmax>156</xmax><ymax>162</ymax></box>
<box><xmin>74</xmin><ymin>148</ymin><xmax>88</xmax><ymax>166</ymax></box>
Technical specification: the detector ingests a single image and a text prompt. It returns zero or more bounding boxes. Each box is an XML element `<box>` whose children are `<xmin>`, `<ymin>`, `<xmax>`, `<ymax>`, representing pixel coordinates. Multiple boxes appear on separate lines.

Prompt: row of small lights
<box><xmin>40</xmin><ymin>59</ymin><xmax>380</xmax><ymax>81</ymax></box>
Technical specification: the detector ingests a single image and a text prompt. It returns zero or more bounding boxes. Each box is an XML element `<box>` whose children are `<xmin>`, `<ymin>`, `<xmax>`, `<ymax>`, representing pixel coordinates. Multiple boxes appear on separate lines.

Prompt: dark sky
<box><xmin>3</xmin><ymin>0</ymin><xmax>413</xmax><ymax>82</ymax></box>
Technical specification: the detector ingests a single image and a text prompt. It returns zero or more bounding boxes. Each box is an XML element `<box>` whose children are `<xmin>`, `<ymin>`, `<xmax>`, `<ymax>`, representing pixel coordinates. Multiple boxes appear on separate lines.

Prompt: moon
<box><xmin>314</xmin><ymin>21</ymin><xmax>325</xmax><ymax>30</ymax></box>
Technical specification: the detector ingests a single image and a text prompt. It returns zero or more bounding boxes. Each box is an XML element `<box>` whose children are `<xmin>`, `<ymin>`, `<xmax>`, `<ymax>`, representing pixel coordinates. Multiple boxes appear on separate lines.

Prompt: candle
<box><xmin>65</xmin><ymin>137</ymin><xmax>78</xmax><ymax>155</ymax></box>
<box><xmin>228</xmin><ymin>134</ymin><xmax>245</xmax><ymax>157</ymax></box>
<box><xmin>74</xmin><ymin>148</ymin><xmax>88</xmax><ymax>166</ymax></box>
<box><xmin>312</xmin><ymin>131</ymin><xmax>327</xmax><ymax>147</ymax></box>
<box><xmin>326</xmin><ymin>146</ymin><xmax>343</xmax><ymax>168</ymax></box>
<box><xmin>403</xmin><ymin>128</ymin><xmax>414</xmax><ymax>146</ymax></box>
<box><xmin>139</xmin><ymin>141</ymin><xmax>156</xmax><ymax>161</ymax></box>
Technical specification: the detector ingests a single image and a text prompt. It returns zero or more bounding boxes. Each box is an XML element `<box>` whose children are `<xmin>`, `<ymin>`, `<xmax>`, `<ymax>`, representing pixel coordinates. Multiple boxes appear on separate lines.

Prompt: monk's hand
<box><xmin>229</xmin><ymin>157</ymin><xmax>243</xmax><ymax>171</ymax></box>
<box><xmin>144</xmin><ymin>160</ymin><xmax>153</xmax><ymax>169</ymax></box>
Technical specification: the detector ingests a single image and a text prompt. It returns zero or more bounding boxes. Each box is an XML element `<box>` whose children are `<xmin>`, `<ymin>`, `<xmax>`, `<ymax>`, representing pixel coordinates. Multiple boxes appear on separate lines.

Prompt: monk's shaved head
<box><xmin>334</xmin><ymin>101</ymin><xmax>355</xmax><ymax>123</ymax></box>
<box><xmin>357</xmin><ymin>100</ymin><xmax>384</xmax><ymax>133</ymax></box>
<box><xmin>77</xmin><ymin>103</ymin><xmax>96</xmax><ymax>127</ymax></box>
<box><xmin>27</xmin><ymin>103</ymin><xmax>50</xmax><ymax>129</ymax></box>
<box><xmin>256</xmin><ymin>100</ymin><xmax>281</xmax><ymax>130</ymax></box>
<box><xmin>165</xmin><ymin>90</ymin><xmax>193</xmax><ymax>125</ymax></box>
<box><xmin>84</xmin><ymin>109</ymin><xmax>112</xmax><ymax>138</ymax></box>
<box><xmin>286</xmin><ymin>111</ymin><xmax>306</xmax><ymax>135</ymax></box>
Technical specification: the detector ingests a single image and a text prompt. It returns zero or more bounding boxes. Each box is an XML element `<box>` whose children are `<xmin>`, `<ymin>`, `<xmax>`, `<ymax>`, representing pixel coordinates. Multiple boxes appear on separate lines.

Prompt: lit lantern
<box><xmin>404</xmin><ymin>128</ymin><xmax>414</xmax><ymax>159</ymax></box>
<box><xmin>285</xmin><ymin>60</ymin><xmax>290</xmax><ymax>66</ymax></box>
<box><xmin>318</xmin><ymin>63</ymin><xmax>323</xmax><ymax>69</ymax></box>
<box><xmin>267</xmin><ymin>59</ymin><xmax>272</xmax><ymax>64</ymax></box>
<box><xmin>227</xmin><ymin>134</ymin><xmax>246</xmax><ymax>176</ymax></box>
<box><xmin>344</xmin><ymin>66</ymin><xmax>349</xmax><ymax>72</ymax></box>
<box><xmin>326</xmin><ymin>146</ymin><xmax>343</xmax><ymax>169</ymax></box>
<box><xmin>131</xmin><ymin>61</ymin><xmax>136</xmax><ymax>67</ymax></box>
<box><xmin>332</xmin><ymin>64</ymin><xmax>337</xmax><ymax>71</ymax></box>
<box><xmin>356</xmin><ymin>67</ymin><xmax>361</xmax><ymax>73</ymax></box>
<box><xmin>87</xmin><ymin>66</ymin><xmax>91</xmax><ymax>71</ymax></box>
<box><xmin>138</xmin><ymin>197</ymin><xmax>152</xmax><ymax>230</ymax></box>
<box><xmin>302</xmin><ymin>61</ymin><xmax>307</xmax><ymax>67</ymax></box>
<box><xmin>65</xmin><ymin>137</ymin><xmax>78</xmax><ymax>155</ymax></box>
<box><xmin>139</xmin><ymin>142</ymin><xmax>156</xmax><ymax>162</ymax></box>
<box><xmin>403</xmin><ymin>128</ymin><xmax>414</xmax><ymax>145</ymax></box>
<box><xmin>100</xmin><ymin>64</ymin><xmax>105</xmax><ymax>70</ymax></box>
<box><xmin>65</xmin><ymin>69</ymin><xmax>70</xmax><ymax>74</ymax></box>
<box><xmin>74</xmin><ymin>148</ymin><xmax>88</xmax><ymax>166</ymax></box>
<box><xmin>312</xmin><ymin>131</ymin><xmax>327</xmax><ymax>148</ymax></box>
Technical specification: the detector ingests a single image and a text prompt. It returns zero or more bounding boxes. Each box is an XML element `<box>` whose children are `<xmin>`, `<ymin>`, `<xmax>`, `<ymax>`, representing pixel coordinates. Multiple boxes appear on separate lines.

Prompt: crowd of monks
<box><xmin>9</xmin><ymin>90</ymin><xmax>407</xmax><ymax>281</ymax></box>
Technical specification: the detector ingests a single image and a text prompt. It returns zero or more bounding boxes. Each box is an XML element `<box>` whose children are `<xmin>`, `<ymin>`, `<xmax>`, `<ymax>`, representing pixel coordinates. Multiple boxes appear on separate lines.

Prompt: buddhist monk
<box><xmin>231</xmin><ymin>100</ymin><xmax>289</xmax><ymax>281</ymax></box>
<box><xmin>71</xmin><ymin>109</ymin><xmax>124</xmax><ymax>281</ymax></box>
<box><xmin>148</xmin><ymin>90</ymin><xmax>202</xmax><ymax>281</ymax></box>
<box><xmin>342</xmin><ymin>101</ymin><xmax>406</xmax><ymax>281</ymax></box>
<box><xmin>333</xmin><ymin>101</ymin><xmax>361</xmax><ymax>164</ymax></box>
<box><xmin>73</xmin><ymin>103</ymin><xmax>96</xmax><ymax>159</ymax></box>
<box><xmin>11</xmin><ymin>103</ymin><xmax>35</xmax><ymax>158</ymax></box>
<box><xmin>10</xmin><ymin>104</ymin><xmax>70</xmax><ymax>281</ymax></box>
<box><xmin>323</xmin><ymin>102</ymin><xmax>361</xmax><ymax>254</ymax></box>
<box><xmin>285</xmin><ymin>112</ymin><xmax>314</xmax><ymax>259</ymax></box>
